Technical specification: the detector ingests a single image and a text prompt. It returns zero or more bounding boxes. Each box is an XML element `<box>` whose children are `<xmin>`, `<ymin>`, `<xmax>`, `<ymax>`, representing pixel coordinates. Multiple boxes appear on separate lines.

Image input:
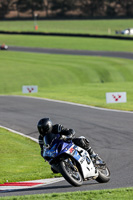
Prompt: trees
<box><xmin>17</xmin><ymin>0</ymin><xmax>44</xmax><ymax>17</ymax></box>
<box><xmin>118</xmin><ymin>0</ymin><xmax>133</xmax><ymax>16</ymax></box>
<box><xmin>0</xmin><ymin>0</ymin><xmax>10</xmax><ymax>18</ymax></box>
<box><xmin>0</xmin><ymin>0</ymin><xmax>133</xmax><ymax>19</ymax></box>
<box><xmin>81</xmin><ymin>0</ymin><xmax>105</xmax><ymax>17</ymax></box>
<box><xmin>50</xmin><ymin>0</ymin><xmax>76</xmax><ymax>17</ymax></box>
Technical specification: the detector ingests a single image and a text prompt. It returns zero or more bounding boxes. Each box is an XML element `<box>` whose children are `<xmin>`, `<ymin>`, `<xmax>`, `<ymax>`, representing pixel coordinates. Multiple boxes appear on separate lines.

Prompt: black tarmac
<box><xmin>9</xmin><ymin>46</ymin><xmax>133</xmax><ymax>60</ymax></box>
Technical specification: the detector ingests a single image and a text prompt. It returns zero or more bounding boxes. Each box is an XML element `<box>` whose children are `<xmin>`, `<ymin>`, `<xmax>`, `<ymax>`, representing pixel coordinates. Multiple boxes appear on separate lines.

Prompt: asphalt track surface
<box><xmin>0</xmin><ymin>48</ymin><xmax>133</xmax><ymax>197</ymax></box>
<box><xmin>8</xmin><ymin>46</ymin><xmax>133</xmax><ymax>60</ymax></box>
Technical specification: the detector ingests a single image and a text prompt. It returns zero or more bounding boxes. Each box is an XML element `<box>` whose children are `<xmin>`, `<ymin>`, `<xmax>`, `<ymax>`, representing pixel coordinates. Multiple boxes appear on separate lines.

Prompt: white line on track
<box><xmin>0</xmin><ymin>94</ymin><xmax>133</xmax><ymax>141</ymax></box>
<box><xmin>1</xmin><ymin>95</ymin><xmax>133</xmax><ymax>114</ymax></box>
<box><xmin>0</xmin><ymin>178</ymin><xmax>64</xmax><ymax>192</ymax></box>
<box><xmin>0</xmin><ymin>125</ymin><xmax>64</xmax><ymax>192</ymax></box>
<box><xmin>0</xmin><ymin>125</ymin><xmax>38</xmax><ymax>143</ymax></box>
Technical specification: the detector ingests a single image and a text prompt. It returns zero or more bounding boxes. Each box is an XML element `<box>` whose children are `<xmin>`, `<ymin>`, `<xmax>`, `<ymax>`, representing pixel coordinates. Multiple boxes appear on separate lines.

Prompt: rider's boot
<box><xmin>88</xmin><ymin>147</ymin><xmax>105</xmax><ymax>166</ymax></box>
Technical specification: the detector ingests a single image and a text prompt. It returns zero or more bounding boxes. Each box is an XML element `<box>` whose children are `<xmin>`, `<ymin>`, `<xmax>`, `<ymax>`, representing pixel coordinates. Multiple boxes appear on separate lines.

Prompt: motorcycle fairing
<box><xmin>66</xmin><ymin>144</ymin><xmax>98</xmax><ymax>179</ymax></box>
<box><xmin>43</xmin><ymin>139</ymin><xmax>71</xmax><ymax>158</ymax></box>
<box><xmin>43</xmin><ymin>140</ymin><xmax>98</xmax><ymax>179</ymax></box>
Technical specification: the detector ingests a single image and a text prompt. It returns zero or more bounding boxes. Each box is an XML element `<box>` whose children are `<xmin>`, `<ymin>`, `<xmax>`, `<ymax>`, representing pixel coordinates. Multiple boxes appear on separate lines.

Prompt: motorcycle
<box><xmin>43</xmin><ymin>133</ymin><xmax>110</xmax><ymax>187</ymax></box>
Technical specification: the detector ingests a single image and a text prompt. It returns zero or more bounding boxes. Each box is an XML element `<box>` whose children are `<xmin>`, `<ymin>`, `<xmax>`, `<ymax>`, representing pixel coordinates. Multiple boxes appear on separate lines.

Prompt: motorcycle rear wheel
<box><xmin>58</xmin><ymin>157</ymin><xmax>83</xmax><ymax>187</ymax></box>
<box><xmin>96</xmin><ymin>166</ymin><xmax>110</xmax><ymax>183</ymax></box>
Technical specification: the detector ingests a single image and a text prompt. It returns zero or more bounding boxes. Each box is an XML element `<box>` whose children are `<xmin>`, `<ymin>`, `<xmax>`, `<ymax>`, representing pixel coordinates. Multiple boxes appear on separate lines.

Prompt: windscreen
<box><xmin>43</xmin><ymin>133</ymin><xmax>59</xmax><ymax>147</ymax></box>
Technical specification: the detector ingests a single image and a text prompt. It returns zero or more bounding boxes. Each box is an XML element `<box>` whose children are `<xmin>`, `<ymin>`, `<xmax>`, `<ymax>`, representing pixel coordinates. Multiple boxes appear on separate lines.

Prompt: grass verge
<box><xmin>0</xmin><ymin>19</ymin><xmax>133</xmax><ymax>35</ymax></box>
<box><xmin>0</xmin><ymin>188</ymin><xmax>133</xmax><ymax>200</ymax></box>
<box><xmin>0</xmin><ymin>51</ymin><xmax>133</xmax><ymax>111</ymax></box>
<box><xmin>0</xmin><ymin>128</ymin><xmax>60</xmax><ymax>184</ymax></box>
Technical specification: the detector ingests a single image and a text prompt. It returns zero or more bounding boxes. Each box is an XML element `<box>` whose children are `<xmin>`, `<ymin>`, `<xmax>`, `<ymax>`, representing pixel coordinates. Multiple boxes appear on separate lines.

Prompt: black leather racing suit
<box><xmin>38</xmin><ymin>124</ymin><xmax>90</xmax><ymax>157</ymax></box>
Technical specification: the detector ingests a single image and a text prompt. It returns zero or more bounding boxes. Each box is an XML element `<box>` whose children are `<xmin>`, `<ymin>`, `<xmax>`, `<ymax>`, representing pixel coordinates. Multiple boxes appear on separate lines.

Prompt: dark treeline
<box><xmin>0</xmin><ymin>0</ymin><xmax>133</xmax><ymax>19</ymax></box>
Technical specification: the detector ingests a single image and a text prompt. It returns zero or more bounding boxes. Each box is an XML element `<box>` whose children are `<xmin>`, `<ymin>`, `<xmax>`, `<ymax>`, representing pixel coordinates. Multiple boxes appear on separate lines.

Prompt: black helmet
<box><xmin>37</xmin><ymin>118</ymin><xmax>52</xmax><ymax>136</ymax></box>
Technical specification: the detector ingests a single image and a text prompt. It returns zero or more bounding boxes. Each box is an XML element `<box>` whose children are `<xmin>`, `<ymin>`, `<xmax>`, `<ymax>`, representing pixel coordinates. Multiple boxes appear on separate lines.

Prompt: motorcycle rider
<box><xmin>37</xmin><ymin>118</ymin><xmax>105</xmax><ymax>172</ymax></box>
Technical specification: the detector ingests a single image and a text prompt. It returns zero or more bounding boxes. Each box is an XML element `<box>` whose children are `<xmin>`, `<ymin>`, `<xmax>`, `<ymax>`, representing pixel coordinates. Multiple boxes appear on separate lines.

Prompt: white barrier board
<box><xmin>106</xmin><ymin>92</ymin><xmax>127</xmax><ymax>104</ymax></box>
<box><xmin>22</xmin><ymin>86</ymin><xmax>38</xmax><ymax>93</ymax></box>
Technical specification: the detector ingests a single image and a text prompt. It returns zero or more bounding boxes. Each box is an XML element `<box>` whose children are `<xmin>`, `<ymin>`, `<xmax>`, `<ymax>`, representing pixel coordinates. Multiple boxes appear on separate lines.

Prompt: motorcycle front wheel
<box><xmin>58</xmin><ymin>157</ymin><xmax>83</xmax><ymax>187</ymax></box>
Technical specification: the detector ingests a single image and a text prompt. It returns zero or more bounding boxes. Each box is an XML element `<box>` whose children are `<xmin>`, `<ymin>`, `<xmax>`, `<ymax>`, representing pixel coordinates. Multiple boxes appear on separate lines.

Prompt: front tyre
<box><xmin>96</xmin><ymin>166</ymin><xmax>110</xmax><ymax>183</ymax></box>
<box><xmin>58</xmin><ymin>157</ymin><xmax>83</xmax><ymax>187</ymax></box>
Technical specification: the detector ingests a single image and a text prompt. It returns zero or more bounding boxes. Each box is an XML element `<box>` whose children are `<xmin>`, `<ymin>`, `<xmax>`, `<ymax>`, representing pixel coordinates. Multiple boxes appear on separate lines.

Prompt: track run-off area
<box><xmin>0</xmin><ymin>48</ymin><xmax>133</xmax><ymax>197</ymax></box>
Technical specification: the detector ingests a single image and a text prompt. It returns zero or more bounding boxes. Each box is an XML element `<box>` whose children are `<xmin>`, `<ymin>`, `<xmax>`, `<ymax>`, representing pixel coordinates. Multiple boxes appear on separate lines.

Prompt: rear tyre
<box><xmin>96</xmin><ymin>166</ymin><xmax>110</xmax><ymax>183</ymax></box>
<box><xmin>58</xmin><ymin>157</ymin><xmax>83</xmax><ymax>187</ymax></box>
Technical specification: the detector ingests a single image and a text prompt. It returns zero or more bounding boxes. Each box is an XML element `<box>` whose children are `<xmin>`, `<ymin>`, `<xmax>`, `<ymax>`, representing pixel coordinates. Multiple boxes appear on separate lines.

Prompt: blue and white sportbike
<box><xmin>43</xmin><ymin>133</ymin><xmax>110</xmax><ymax>187</ymax></box>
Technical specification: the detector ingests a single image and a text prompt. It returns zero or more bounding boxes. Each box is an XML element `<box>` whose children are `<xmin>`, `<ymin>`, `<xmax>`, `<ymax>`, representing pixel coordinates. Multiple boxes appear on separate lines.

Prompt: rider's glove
<box><xmin>61</xmin><ymin>128</ymin><xmax>75</xmax><ymax>138</ymax></box>
<box><xmin>60</xmin><ymin>134</ymin><xmax>72</xmax><ymax>141</ymax></box>
<box><xmin>69</xmin><ymin>129</ymin><xmax>75</xmax><ymax>137</ymax></box>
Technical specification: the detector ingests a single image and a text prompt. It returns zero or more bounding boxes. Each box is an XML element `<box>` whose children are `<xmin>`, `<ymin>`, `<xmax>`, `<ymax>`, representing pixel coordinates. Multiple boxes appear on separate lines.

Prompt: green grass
<box><xmin>0</xmin><ymin>128</ymin><xmax>60</xmax><ymax>184</ymax></box>
<box><xmin>0</xmin><ymin>51</ymin><xmax>133</xmax><ymax>111</ymax></box>
<box><xmin>0</xmin><ymin>19</ymin><xmax>133</xmax><ymax>35</ymax></box>
<box><xmin>0</xmin><ymin>188</ymin><xmax>133</xmax><ymax>200</ymax></box>
<box><xmin>1</xmin><ymin>34</ymin><xmax>133</xmax><ymax>52</ymax></box>
<box><xmin>0</xmin><ymin>129</ymin><xmax>132</xmax><ymax>200</ymax></box>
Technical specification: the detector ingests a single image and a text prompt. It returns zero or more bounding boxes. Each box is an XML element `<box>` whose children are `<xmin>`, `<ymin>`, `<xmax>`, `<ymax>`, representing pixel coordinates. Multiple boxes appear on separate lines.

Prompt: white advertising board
<box><xmin>106</xmin><ymin>92</ymin><xmax>127</xmax><ymax>104</ymax></box>
<box><xmin>22</xmin><ymin>86</ymin><xmax>38</xmax><ymax>93</ymax></box>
